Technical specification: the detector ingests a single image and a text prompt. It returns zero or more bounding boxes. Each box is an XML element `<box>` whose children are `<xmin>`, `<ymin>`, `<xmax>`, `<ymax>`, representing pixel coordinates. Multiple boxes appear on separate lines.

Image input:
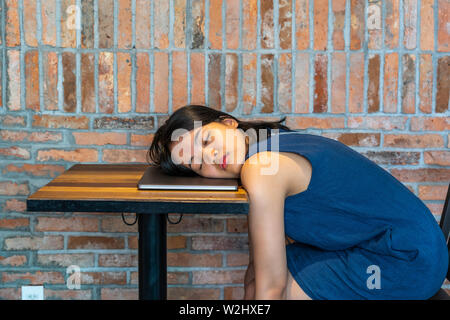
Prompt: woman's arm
<box><xmin>241</xmin><ymin>152</ymin><xmax>295</xmax><ymax>300</ymax></box>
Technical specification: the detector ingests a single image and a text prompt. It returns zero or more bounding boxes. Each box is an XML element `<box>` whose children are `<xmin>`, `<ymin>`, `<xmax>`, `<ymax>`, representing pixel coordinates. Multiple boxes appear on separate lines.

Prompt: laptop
<box><xmin>137</xmin><ymin>165</ymin><xmax>239</xmax><ymax>191</ymax></box>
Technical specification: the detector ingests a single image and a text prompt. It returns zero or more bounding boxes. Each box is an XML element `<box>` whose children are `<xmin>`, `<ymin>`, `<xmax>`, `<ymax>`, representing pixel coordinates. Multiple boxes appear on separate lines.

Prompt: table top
<box><xmin>27</xmin><ymin>164</ymin><xmax>249</xmax><ymax>214</ymax></box>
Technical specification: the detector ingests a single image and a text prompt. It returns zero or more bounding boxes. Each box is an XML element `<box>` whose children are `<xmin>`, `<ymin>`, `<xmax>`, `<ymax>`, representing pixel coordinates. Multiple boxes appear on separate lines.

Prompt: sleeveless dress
<box><xmin>244</xmin><ymin>128</ymin><xmax>448</xmax><ymax>300</ymax></box>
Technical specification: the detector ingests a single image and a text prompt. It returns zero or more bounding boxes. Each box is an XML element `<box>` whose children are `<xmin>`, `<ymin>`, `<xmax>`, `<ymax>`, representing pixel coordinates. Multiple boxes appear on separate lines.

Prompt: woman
<box><xmin>147</xmin><ymin>105</ymin><xmax>448</xmax><ymax>300</ymax></box>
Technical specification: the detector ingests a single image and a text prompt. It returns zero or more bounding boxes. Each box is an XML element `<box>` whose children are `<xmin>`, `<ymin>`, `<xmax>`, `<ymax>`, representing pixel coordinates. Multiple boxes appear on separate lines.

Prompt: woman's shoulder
<box><xmin>240</xmin><ymin>151</ymin><xmax>307</xmax><ymax>198</ymax></box>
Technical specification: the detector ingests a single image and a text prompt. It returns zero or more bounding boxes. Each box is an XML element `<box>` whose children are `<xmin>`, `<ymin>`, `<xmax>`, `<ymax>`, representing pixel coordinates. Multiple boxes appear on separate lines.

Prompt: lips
<box><xmin>221</xmin><ymin>155</ymin><xmax>227</xmax><ymax>169</ymax></box>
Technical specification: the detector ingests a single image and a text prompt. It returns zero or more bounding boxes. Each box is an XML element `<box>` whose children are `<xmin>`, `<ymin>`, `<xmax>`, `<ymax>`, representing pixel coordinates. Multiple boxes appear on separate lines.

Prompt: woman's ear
<box><xmin>221</xmin><ymin>117</ymin><xmax>238</xmax><ymax>128</ymax></box>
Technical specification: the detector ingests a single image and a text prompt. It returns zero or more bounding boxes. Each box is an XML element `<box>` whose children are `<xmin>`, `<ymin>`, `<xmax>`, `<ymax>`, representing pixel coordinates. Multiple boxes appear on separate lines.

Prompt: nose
<box><xmin>203</xmin><ymin>146</ymin><xmax>219</xmax><ymax>165</ymax></box>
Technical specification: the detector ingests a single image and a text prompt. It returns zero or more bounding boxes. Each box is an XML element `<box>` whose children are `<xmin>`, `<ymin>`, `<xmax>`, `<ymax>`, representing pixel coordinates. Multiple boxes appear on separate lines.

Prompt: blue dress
<box><xmin>244</xmin><ymin>128</ymin><xmax>448</xmax><ymax>299</ymax></box>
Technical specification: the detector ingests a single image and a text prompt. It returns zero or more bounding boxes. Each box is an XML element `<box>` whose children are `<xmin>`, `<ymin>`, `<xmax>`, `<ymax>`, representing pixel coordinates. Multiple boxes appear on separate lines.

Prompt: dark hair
<box><xmin>147</xmin><ymin>105</ymin><xmax>291</xmax><ymax>176</ymax></box>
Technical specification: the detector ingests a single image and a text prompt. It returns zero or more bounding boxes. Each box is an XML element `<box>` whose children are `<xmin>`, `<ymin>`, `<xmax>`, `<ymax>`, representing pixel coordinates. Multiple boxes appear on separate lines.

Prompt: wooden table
<box><xmin>26</xmin><ymin>164</ymin><xmax>249</xmax><ymax>300</ymax></box>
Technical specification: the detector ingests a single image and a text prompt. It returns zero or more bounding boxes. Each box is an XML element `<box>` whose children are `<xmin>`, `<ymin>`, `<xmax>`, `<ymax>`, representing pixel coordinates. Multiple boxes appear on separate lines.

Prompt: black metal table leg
<box><xmin>138</xmin><ymin>213</ymin><xmax>167</xmax><ymax>300</ymax></box>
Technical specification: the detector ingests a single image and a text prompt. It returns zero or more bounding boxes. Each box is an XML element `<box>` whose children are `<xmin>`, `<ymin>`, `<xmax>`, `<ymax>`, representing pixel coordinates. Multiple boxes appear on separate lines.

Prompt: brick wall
<box><xmin>0</xmin><ymin>0</ymin><xmax>449</xmax><ymax>300</ymax></box>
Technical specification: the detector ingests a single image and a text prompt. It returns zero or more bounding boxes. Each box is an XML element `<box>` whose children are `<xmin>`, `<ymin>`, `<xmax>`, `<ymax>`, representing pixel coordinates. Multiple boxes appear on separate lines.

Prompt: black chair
<box><xmin>428</xmin><ymin>183</ymin><xmax>450</xmax><ymax>300</ymax></box>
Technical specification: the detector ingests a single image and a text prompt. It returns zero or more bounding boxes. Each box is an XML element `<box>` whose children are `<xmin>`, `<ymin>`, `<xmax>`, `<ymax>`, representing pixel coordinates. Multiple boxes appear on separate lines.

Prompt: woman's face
<box><xmin>169</xmin><ymin>118</ymin><xmax>249</xmax><ymax>179</ymax></box>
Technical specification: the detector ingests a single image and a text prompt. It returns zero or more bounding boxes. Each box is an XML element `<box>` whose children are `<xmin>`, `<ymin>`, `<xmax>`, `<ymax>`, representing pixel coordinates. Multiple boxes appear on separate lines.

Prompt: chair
<box><xmin>428</xmin><ymin>183</ymin><xmax>450</xmax><ymax>300</ymax></box>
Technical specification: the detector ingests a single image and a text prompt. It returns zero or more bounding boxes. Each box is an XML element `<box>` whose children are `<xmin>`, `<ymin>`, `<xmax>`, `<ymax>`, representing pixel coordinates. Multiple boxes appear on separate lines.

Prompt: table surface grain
<box><xmin>27</xmin><ymin>164</ymin><xmax>250</xmax><ymax>204</ymax></box>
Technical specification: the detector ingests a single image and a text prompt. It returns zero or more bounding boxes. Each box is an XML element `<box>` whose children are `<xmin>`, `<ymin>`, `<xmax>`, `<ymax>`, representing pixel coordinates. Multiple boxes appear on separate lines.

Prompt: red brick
<box><xmin>286</xmin><ymin>117</ymin><xmax>345</xmax><ymax>129</ymax></box>
<box><xmin>62</xmin><ymin>51</ymin><xmax>77</xmax><ymax>112</ymax></box>
<box><xmin>208</xmin><ymin>53</ymin><xmax>222</xmax><ymax>109</ymax></box>
<box><xmin>32</xmin><ymin>114</ymin><xmax>89</xmax><ymax>129</ymax></box>
<box><xmin>36</xmin><ymin>217</ymin><xmax>98</xmax><ymax>232</ymax></box>
<box><xmin>403</xmin><ymin>0</ymin><xmax>417</xmax><ymax>49</ymax></box>
<box><xmin>383</xmin><ymin>53</ymin><xmax>399</xmax><ymax>113</ymax></box>
<box><xmin>37</xmin><ymin>253</ymin><xmax>94</xmax><ymax>267</ymax></box>
<box><xmin>261</xmin><ymin>54</ymin><xmax>274</xmax><ymax>113</ymax></box>
<box><xmin>437</xmin><ymin>0</ymin><xmax>450</xmax><ymax>52</ymax></box>
<box><xmin>102</xmin><ymin>149</ymin><xmax>147</xmax><ymax>163</ymax></box>
<box><xmin>192</xmin><ymin>236</ymin><xmax>248</xmax><ymax>250</ymax></box>
<box><xmin>0</xmin><ymin>288</ymin><xmax>20</xmax><ymax>300</ymax></box>
<box><xmin>80</xmin><ymin>272</ymin><xmax>127</xmax><ymax>285</ymax></box>
<box><xmin>130</xmin><ymin>133</ymin><xmax>154</xmax><ymax>146</ymax></box>
<box><xmin>117</xmin><ymin>52</ymin><xmax>132</xmax><ymax>112</ymax></box>
<box><xmin>43</xmin><ymin>51</ymin><xmax>59</xmax><ymax>111</ymax></box>
<box><xmin>419</xmin><ymin>185</ymin><xmax>448</xmax><ymax>200</ymax></box>
<box><xmin>242</xmin><ymin>53</ymin><xmax>257</xmax><ymax>114</ymax></box>
<box><xmin>101</xmin><ymin>216</ymin><xmax>138</xmax><ymax>232</ymax></box>
<box><xmin>81</xmin><ymin>0</ymin><xmax>95</xmax><ymax>49</ymax></box>
<box><xmin>278</xmin><ymin>53</ymin><xmax>292</xmax><ymax>113</ymax></box>
<box><xmin>296</xmin><ymin>0</ymin><xmax>309</xmax><ymax>50</ymax></box>
<box><xmin>424</xmin><ymin>151</ymin><xmax>450</xmax><ymax>166</ymax></box>
<box><xmin>98</xmin><ymin>52</ymin><xmax>114</xmax><ymax>113</ymax></box>
<box><xmin>23</xmin><ymin>0</ymin><xmax>37</xmax><ymax>46</ymax></box>
<box><xmin>385</xmin><ymin>0</ymin><xmax>400</xmax><ymax>48</ymax></box>
<box><xmin>101</xmin><ymin>288</ymin><xmax>138</xmax><ymax>300</ymax></box>
<box><xmin>0</xmin><ymin>218</ymin><xmax>29</xmax><ymax>230</ymax></box>
<box><xmin>193</xmin><ymin>270</ymin><xmax>245</xmax><ymax>285</ymax></box>
<box><xmin>1</xmin><ymin>115</ymin><xmax>26</xmax><ymax>127</ymax></box>
<box><xmin>226</xmin><ymin>0</ymin><xmax>240</xmax><ymax>49</ymax></box>
<box><xmin>420</xmin><ymin>0</ymin><xmax>435</xmax><ymax>51</ymax></box>
<box><xmin>154</xmin><ymin>52</ymin><xmax>169</xmax><ymax>113</ymax></box>
<box><xmin>226</xmin><ymin>217</ymin><xmax>248</xmax><ymax>233</ymax></box>
<box><xmin>3</xmin><ymin>271</ymin><xmax>65</xmax><ymax>285</ymax></box>
<box><xmin>390</xmin><ymin>169</ymin><xmax>450</xmax><ymax>183</ymax></box>
<box><xmin>350</xmin><ymin>0</ymin><xmax>364</xmax><ymax>50</ymax></box>
<box><xmin>37</xmin><ymin>148</ymin><xmax>98</xmax><ymax>162</ymax></box>
<box><xmin>167</xmin><ymin>215</ymin><xmax>223</xmax><ymax>233</ymax></box>
<box><xmin>135</xmin><ymin>0</ymin><xmax>151</xmax><ymax>48</ymax></box>
<box><xmin>190</xmin><ymin>52</ymin><xmax>205</xmax><ymax>105</ymax></box>
<box><xmin>167</xmin><ymin>236</ymin><xmax>187</xmax><ymax>250</ymax></box>
<box><xmin>154</xmin><ymin>0</ymin><xmax>169</xmax><ymax>49</ymax></box>
<box><xmin>313</xmin><ymin>53</ymin><xmax>327</xmax><ymax>113</ymax></box>
<box><xmin>41</xmin><ymin>0</ymin><xmax>57</xmax><ymax>46</ymax></box>
<box><xmin>367</xmin><ymin>54</ymin><xmax>380</xmax><ymax>113</ymax></box>
<box><xmin>3</xmin><ymin>199</ymin><xmax>27</xmax><ymax>212</ymax></box>
<box><xmin>25</xmin><ymin>50</ymin><xmax>40</xmax><ymax>111</ymax></box>
<box><xmin>0</xmin><ymin>255</ymin><xmax>27</xmax><ymax>267</ymax></box>
<box><xmin>191</xmin><ymin>0</ymin><xmax>205</xmax><ymax>48</ymax></box>
<box><xmin>1</xmin><ymin>130</ymin><xmax>62</xmax><ymax>143</ymax></box>
<box><xmin>226</xmin><ymin>253</ymin><xmax>249</xmax><ymax>267</ymax></box>
<box><xmin>172</xmin><ymin>51</ymin><xmax>188</xmax><ymax>111</ymax></box>
<box><xmin>3</xmin><ymin>164</ymin><xmax>65</xmax><ymax>178</ymax></box>
<box><xmin>98</xmin><ymin>254</ymin><xmax>138</xmax><ymax>267</ymax></box>
<box><xmin>323</xmin><ymin>133</ymin><xmax>380</xmax><ymax>147</ymax></box>
<box><xmin>436</xmin><ymin>56</ymin><xmax>450</xmax><ymax>113</ymax></box>
<box><xmin>136</xmin><ymin>52</ymin><xmax>150</xmax><ymax>113</ymax></box>
<box><xmin>295</xmin><ymin>52</ymin><xmax>309</xmax><ymax>113</ymax></box>
<box><xmin>60</xmin><ymin>0</ymin><xmax>77</xmax><ymax>48</ymax></box>
<box><xmin>68</xmin><ymin>236</ymin><xmax>124</xmax><ymax>249</ymax></box>
<box><xmin>361</xmin><ymin>151</ymin><xmax>420</xmax><ymax>165</ymax></box>
<box><xmin>401</xmin><ymin>54</ymin><xmax>416</xmax><ymax>114</ymax></box>
<box><xmin>167</xmin><ymin>272</ymin><xmax>189</xmax><ymax>285</ymax></box>
<box><xmin>4</xmin><ymin>236</ymin><xmax>64</xmax><ymax>250</ymax></box>
<box><xmin>81</xmin><ymin>53</ymin><xmax>95</xmax><ymax>112</ymax></box>
<box><xmin>45</xmin><ymin>289</ymin><xmax>92</xmax><ymax>300</ymax></box>
<box><xmin>6</xmin><ymin>50</ymin><xmax>21</xmax><ymax>111</ymax></box>
<box><xmin>332</xmin><ymin>0</ymin><xmax>346</xmax><ymax>50</ymax></box>
<box><xmin>349</xmin><ymin>52</ymin><xmax>364</xmax><ymax>113</ymax></box>
<box><xmin>225</xmin><ymin>53</ymin><xmax>239</xmax><ymax>112</ymax></box>
<box><xmin>5</xmin><ymin>0</ymin><xmax>20</xmax><ymax>47</ymax></box>
<box><xmin>261</xmin><ymin>0</ymin><xmax>274</xmax><ymax>49</ymax></box>
<box><xmin>419</xmin><ymin>54</ymin><xmax>433</xmax><ymax>113</ymax></box>
<box><xmin>314</xmin><ymin>0</ymin><xmax>328</xmax><ymax>50</ymax></box>
<box><xmin>410</xmin><ymin>117</ymin><xmax>450</xmax><ymax>131</ymax></box>
<box><xmin>278</xmin><ymin>0</ymin><xmax>292</xmax><ymax>49</ymax></box>
<box><xmin>167</xmin><ymin>287</ymin><xmax>220</xmax><ymax>300</ymax></box>
<box><xmin>368</xmin><ymin>1</ymin><xmax>382</xmax><ymax>50</ymax></box>
<box><xmin>0</xmin><ymin>181</ymin><xmax>29</xmax><ymax>196</ymax></box>
<box><xmin>128</xmin><ymin>236</ymin><xmax>138</xmax><ymax>249</ymax></box>
<box><xmin>0</xmin><ymin>146</ymin><xmax>30</xmax><ymax>160</ymax></box>
<box><xmin>168</xmin><ymin>252</ymin><xmax>222</xmax><ymax>267</ymax></box>
<box><xmin>118</xmin><ymin>0</ymin><xmax>132</xmax><ymax>49</ymax></box>
<box><xmin>224</xmin><ymin>286</ymin><xmax>245</xmax><ymax>300</ymax></box>
<box><xmin>242</xmin><ymin>0</ymin><xmax>257</xmax><ymax>50</ymax></box>
<box><xmin>383</xmin><ymin>134</ymin><xmax>443</xmax><ymax>148</ymax></box>
<box><xmin>174</xmin><ymin>0</ymin><xmax>186</xmax><ymax>48</ymax></box>
<box><xmin>98</xmin><ymin>0</ymin><xmax>114</xmax><ymax>48</ymax></box>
